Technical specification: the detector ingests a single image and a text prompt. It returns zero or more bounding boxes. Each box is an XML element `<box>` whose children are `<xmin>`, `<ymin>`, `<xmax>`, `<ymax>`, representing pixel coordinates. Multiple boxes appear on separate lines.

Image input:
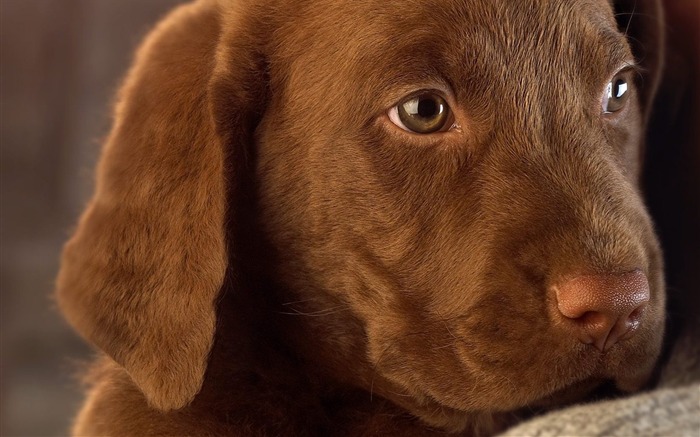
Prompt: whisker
<box><xmin>431</xmin><ymin>343</ymin><xmax>454</xmax><ymax>350</ymax></box>
<box><xmin>623</xmin><ymin>1</ymin><xmax>637</xmax><ymax>38</ymax></box>
<box><xmin>277</xmin><ymin>305</ymin><xmax>349</xmax><ymax>317</ymax></box>
<box><xmin>434</xmin><ymin>309</ymin><xmax>458</xmax><ymax>341</ymax></box>
<box><xmin>369</xmin><ymin>330</ymin><xmax>432</xmax><ymax>402</ymax></box>
<box><xmin>613</xmin><ymin>12</ymin><xmax>655</xmax><ymax>19</ymax></box>
<box><xmin>386</xmin><ymin>390</ymin><xmax>413</xmax><ymax>398</ymax></box>
<box><xmin>281</xmin><ymin>298</ymin><xmax>319</xmax><ymax>306</ymax></box>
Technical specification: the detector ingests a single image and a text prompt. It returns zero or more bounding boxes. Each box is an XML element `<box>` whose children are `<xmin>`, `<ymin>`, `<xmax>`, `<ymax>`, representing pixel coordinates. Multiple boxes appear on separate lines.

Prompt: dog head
<box><xmin>57</xmin><ymin>0</ymin><xmax>666</xmax><ymax>432</ymax></box>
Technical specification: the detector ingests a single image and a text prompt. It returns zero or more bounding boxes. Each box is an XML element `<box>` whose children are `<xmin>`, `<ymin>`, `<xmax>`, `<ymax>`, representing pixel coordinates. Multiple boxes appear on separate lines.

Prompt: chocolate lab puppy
<box><xmin>57</xmin><ymin>0</ymin><xmax>666</xmax><ymax>435</ymax></box>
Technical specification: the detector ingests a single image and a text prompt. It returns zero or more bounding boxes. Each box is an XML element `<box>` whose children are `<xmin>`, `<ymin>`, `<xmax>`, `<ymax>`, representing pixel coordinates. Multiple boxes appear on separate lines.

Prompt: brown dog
<box><xmin>57</xmin><ymin>0</ymin><xmax>667</xmax><ymax>435</ymax></box>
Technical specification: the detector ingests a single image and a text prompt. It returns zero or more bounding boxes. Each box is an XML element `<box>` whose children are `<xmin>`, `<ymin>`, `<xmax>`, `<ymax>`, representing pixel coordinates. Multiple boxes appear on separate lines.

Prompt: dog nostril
<box><xmin>554</xmin><ymin>270</ymin><xmax>650</xmax><ymax>351</ymax></box>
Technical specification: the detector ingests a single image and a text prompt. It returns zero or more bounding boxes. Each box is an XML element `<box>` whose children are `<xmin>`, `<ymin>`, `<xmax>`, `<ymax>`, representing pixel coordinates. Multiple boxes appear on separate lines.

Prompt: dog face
<box><xmin>251</xmin><ymin>0</ymin><xmax>665</xmax><ymax>428</ymax></box>
<box><xmin>57</xmin><ymin>0</ymin><xmax>666</xmax><ymax>433</ymax></box>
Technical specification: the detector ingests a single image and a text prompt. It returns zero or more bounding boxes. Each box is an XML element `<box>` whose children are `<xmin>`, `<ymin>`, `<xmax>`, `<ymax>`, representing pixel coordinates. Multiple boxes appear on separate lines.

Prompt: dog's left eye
<box><xmin>602</xmin><ymin>73</ymin><xmax>630</xmax><ymax>114</ymax></box>
<box><xmin>388</xmin><ymin>92</ymin><xmax>453</xmax><ymax>134</ymax></box>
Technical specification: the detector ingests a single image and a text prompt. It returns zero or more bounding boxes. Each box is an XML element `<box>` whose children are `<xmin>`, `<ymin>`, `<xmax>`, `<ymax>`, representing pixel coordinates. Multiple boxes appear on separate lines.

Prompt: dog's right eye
<box><xmin>388</xmin><ymin>93</ymin><xmax>453</xmax><ymax>134</ymax></box>
<box><xmin>602</xmin><ymin>72</ymin><xmax>632</xmax><ymax>114</ymax></box>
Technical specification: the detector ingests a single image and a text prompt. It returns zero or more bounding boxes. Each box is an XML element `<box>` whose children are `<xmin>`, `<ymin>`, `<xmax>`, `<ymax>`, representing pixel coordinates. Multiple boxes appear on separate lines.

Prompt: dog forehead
<box><xmin>277</xmin><ymin>0</ymin><xmax>622</xmax><ymax>49</ymax></box>
<box><xmin>264</xmin><ymin>0</ymin><xmax>630</xmax><ymax>128</ymax></box>
<box><xmin>270</xmin><ymin>0</ymin><xmax>628</xmax><ymax>87</ymax></box>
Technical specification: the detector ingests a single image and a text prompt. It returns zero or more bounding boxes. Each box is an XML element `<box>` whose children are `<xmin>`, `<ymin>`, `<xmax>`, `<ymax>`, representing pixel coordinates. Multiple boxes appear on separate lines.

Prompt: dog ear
<box><xmin>612</xmin><ymin>0</ymin><xmax>665</xmax><ymax>120</ymax></box>
<box><xmin>56</xmin><ymin>1</ymin><xmax>269</xmax><ymax>411</ymax></box>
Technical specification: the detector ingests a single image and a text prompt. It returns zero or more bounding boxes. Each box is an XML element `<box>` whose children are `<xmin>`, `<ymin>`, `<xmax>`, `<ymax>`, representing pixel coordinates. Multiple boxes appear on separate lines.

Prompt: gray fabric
<box><xmin>499</xmin><ymin>384</ymin><xmax>699</xmax><ymax>437</ymax></box>
<box><xmin>499</xmin><ymin>318</ymin><xmax>700</xmax><ymax>437</ymax></box>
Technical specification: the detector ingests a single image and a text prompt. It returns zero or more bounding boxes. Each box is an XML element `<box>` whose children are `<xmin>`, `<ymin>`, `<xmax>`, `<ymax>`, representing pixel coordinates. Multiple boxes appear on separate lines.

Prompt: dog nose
<box><xmin>554</xmin><ymin>270</ymin><xmax>650</xmax><ymax>351</ymax></box>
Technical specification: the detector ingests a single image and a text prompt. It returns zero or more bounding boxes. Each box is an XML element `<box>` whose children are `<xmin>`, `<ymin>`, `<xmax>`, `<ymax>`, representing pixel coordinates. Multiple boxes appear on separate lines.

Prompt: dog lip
<box><xmin>527</xmin><ymin>377</ymin><xmax>604</xmax><ymax>408</ymax></box>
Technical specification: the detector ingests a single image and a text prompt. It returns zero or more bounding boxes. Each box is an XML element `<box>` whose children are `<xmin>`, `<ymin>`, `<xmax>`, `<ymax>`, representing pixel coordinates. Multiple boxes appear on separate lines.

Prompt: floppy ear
<box><xmin>612</xmin><ymin>0</ymin><xmax>665</xmax><ymax>120</ymax></box>
<box><xmin>56</xmin><ymin>0</ymin><xmax>268</xmax><ymax>411</ymax></box>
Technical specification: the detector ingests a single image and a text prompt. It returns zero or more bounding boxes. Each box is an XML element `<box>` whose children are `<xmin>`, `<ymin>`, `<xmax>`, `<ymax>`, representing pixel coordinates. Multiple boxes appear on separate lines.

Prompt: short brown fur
<box><xmin>57</xmin><ymin>0</ymin><xmax>667</xmax><ymax>435</ymax></box>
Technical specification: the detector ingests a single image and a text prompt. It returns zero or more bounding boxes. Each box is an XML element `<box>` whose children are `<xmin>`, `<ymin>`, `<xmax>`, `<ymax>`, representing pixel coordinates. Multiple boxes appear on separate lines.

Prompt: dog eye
<box><xmin>602</xmin><ymin>74</ymin><xmax>630</xmax><ymax>114</ymax></box>
<box><xmin>388</xmin><ymin>93</ymin><xmax>452</xmax><ymax>134</ymax></box>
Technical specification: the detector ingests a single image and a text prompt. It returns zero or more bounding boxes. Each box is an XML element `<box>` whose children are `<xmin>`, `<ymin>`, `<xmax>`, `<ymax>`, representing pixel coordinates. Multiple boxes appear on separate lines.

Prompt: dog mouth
<box><xmin>528</xmin><ymin>350</ymin><xmax>658</xmax><ymax>408</ymax></box>
<box><xmin>525</xmin><ymin>377</ymin><xmax>605</xmax><ymax>409</ymax></box>
<box><xmin>407</xmin><ymin>333</ymin><xmax>661</xmax><ymax>414</ymax></box>
<box><xmin>370</xmin><ymin>337</ymin><xmax>660</xmax><ymax>435</ymax></box>
<box><xmin>509</xmin><ymin>339</ymin><xmax>660</xmax><ymax>407</ymax></box>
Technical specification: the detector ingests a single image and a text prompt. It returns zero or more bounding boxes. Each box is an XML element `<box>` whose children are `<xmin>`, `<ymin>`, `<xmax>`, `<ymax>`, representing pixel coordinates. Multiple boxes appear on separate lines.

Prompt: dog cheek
<box><xmin>603</xmin><ymin>100</ymin><xmax>644</xmax><ymax>181</ymax></box>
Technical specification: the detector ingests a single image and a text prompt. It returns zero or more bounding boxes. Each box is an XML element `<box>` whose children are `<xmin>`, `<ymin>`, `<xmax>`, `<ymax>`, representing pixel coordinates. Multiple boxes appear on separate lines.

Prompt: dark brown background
<box><xmin>1</xmin><ymin>1</ymin><xmax>182</xmax><ymax>435</ymax></box>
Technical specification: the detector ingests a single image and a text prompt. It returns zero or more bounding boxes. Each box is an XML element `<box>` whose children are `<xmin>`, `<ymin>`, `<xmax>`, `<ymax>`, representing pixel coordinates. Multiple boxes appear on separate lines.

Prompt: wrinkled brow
<box><xmin>599</xmin><ymin>27</ymin><xmax>638</xmax><ymax>70</ymax></box>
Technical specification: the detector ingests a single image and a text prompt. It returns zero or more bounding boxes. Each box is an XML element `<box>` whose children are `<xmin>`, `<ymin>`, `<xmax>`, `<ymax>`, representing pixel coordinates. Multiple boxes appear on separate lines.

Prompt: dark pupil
<box><xmin>417</xmin><ymin>98</ymin><xmax>438</xmax><ymax>118</ymax></box>
<box><xmin>613</xmin><ymin>79</ymin><xmax>627</xmax><ymax>99</ymax></box>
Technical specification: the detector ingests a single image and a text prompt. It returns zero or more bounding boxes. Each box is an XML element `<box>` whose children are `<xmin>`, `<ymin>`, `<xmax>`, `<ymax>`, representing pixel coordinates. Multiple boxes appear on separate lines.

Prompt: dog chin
<box><xmin>527</xmin><ymin>354</ymin><xmax>658</xmax><ymax>409</ymax></box>
<box><xmin>404</xmin><ymin>347</ymin><xmax>657</xmax><ymax>432</ymax></box>
<box><xmin>530</xmin><ymin>360</ymin><xmax>656</xmax><ymax>409</ymax></box>
<box><xmin>399</xmin><ymin>399</ymin><xmax>508</xmax><ymax>435</ymax></box>
<box><xmin>379</xmin><ymin>353</ymin><xmax>656</xmax><ymax>435</ymax></box>
<box><xmin>608</xmin><ymin>357</ymin><xmax>658</xmax><ymax>393</ymax></box>
<box><xmin>528</xmin><ymin>378</ymin><xmax>605</xmax><ymax>409</ymax></box>
<box><xmin>513</xmin><ymin>349</ymin><xmax>658</xmax><ymax>411</ymax></box>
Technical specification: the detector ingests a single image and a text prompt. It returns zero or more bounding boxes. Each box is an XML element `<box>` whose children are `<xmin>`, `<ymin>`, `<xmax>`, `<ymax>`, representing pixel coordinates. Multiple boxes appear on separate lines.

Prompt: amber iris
<box><xmin>397</xmin><ymin>93</ymin><xmax>450</xmax><ymax>133</ymax></box>
<box><xmin>603</xmin><ymin>74</ymin><xmax>630</xmax><ymax>113</ymax></box>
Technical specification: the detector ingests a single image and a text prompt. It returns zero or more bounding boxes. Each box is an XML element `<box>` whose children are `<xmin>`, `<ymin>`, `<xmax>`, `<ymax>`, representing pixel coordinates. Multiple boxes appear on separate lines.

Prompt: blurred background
<box><xmin>1</xmin><ymin>1</ymin><xmax>183</xmax><ymax>435</ymax></box>
<box><xmin>1</xmin><ymin>1</ymin><xmax>697</xmax><ymax>436</ymax></box>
